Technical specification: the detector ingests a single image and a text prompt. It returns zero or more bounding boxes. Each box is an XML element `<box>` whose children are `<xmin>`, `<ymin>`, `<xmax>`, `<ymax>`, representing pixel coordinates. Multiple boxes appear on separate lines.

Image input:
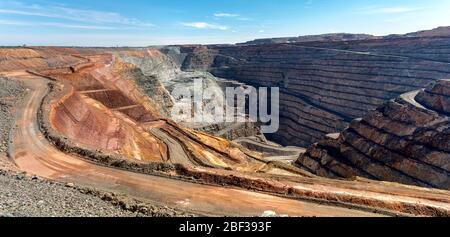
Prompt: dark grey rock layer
<box><xmin>296</xmin><ymin>80</ymin><xmax>450</xmax><ymax>190</ymax></box>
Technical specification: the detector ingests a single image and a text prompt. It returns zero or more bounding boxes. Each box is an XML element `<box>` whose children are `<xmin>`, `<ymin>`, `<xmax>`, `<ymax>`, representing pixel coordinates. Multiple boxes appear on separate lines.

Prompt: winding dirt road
<box><xmin>8</xmin><ymin>73</ymin><xmax>387</xmax><ymax>217</ymax></box>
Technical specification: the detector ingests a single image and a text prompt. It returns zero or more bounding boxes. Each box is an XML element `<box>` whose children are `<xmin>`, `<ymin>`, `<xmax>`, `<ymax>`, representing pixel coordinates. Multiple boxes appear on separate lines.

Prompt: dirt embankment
<box><xmin>0</xmin><ymin>48</ymin><xmax>82</xmax><ymax>72</ymax></box>
<box><xmin>0</xmin><ymin>169</ymin><xmax>192</xmax><ymax>217</ymax></box>
<box><xmin>39</xmin><ymin>81</ymin><xmax>176</xmax><ymax>175</ymax></box>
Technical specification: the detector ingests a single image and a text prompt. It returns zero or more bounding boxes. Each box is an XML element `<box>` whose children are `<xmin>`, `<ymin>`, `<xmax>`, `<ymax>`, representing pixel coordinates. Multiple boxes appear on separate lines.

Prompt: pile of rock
<box><xmin>0</xmin><ymin>169</ymin><xmax>193</xmax><ymax>217</ymax></box>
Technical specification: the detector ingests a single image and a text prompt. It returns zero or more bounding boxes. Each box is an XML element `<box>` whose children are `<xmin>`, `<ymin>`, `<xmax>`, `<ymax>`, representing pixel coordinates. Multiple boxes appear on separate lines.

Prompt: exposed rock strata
<box><xmin>296</xmin><ymin>80</ymin><xmax>450</xmax><ymax>190</ymax></box>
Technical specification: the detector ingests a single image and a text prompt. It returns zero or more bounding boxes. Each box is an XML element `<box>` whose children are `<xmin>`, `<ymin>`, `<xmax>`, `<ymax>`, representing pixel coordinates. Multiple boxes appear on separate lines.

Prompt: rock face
<box><xmin>416</xmin><ymin>79</ymin><xmax>450</xmax><ymax>115</ymax></box>
<box><xmin>296</xmin><ymin>79</ymin><xmax>450</xmax><ymax>190</ymax></box>
<box><xmin>180</xmin><ymin>45</ymin><xmax>218</xmax><ymax>71</ymax></box>
<box><xmin>117</xmin><ymin>48</ymin><xmax>262</xmax><ymax>140</ymax></box>
<box><xmin>117</xmin><ymin>49</ymin><xmax>180</xmax><ymax>84</ymax></box>
<box><xmin>176</xmin><ymin>35</ymin><xmax>450</xmax><ymax>147</ymax></box>
<box><xmin>113</xmin><ymin>53</ymin><xmax>175</xmax><ymax>117</ymax></box>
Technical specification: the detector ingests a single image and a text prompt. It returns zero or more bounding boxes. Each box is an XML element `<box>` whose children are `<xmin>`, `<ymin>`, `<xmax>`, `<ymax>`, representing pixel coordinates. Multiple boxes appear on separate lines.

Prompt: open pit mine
<box><xmin>1</xmin><ymin>27</ymin><xmax>450</xmax><ymax>217</ymax></box>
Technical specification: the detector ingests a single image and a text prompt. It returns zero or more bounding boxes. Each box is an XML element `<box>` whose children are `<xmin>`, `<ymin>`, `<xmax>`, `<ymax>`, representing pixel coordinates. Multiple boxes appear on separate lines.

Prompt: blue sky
<box><xmin>0</xmin><ymin>0</ymin><xmax>449</xmax><ymax>46</ymax></box>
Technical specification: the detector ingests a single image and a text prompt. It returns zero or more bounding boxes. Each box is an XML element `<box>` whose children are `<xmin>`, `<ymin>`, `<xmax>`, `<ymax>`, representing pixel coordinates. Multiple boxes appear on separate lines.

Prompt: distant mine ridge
<box><xmin>241</xmin><ymin>26</ymin><xmax>450</xmax><ymax>45</ymax></box>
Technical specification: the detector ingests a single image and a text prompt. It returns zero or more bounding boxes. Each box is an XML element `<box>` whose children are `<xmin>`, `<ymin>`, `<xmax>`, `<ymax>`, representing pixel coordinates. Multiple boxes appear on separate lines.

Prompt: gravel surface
<box><xmin>0</xmin><ymin>77</ymin><xmax>25</xmax><ymax>170</ymax></box>
<box><xmin>0</xmin><ymin>169</ymin><xmax>193</xmax><ymax>217</ymax></box>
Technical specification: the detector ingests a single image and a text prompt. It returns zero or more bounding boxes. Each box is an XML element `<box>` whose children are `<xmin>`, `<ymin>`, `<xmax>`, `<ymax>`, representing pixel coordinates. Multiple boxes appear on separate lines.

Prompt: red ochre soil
<box><xmin>2</xmin><ymin>47</ymin><xmax>450</xmax><ymax>217</ymax></box>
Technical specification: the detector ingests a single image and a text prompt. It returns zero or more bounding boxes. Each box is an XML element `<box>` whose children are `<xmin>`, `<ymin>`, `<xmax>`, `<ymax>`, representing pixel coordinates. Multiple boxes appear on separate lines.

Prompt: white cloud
<box><xmin>54</xmin><ymin>6</ymin><xmax>154</xmax><ymax>27</ymax></box>
<box><xmin>214</xmin><ymin>13</ymin><xmax>239</xmax><ymax>18</ymax></box>
<box><xmin>43</xmin><ymin>22</ymin><xmax>118</xmax><ymax>30</ymax></box>
<box><xmin>361</xmin><ymin>6</ymin><xmax>421</xmax><ymax>14</ymax></box>
<box><xmin>0</xmin><ymin>1</ymin><xmax>153</xmax><ymax>28</ymax></box>
<box><xmin>0</xmin><ymin>19</ymin><xmax>29</xmax><ymax>26</ymax></box>
<box><xmin>0</xmin><ymin>19</ymin><xmax>118</xmax><ymax>30</ymax></box>
<box><xmin>0</xmin><ymin>9</ymin><xmax>54</xmax><ymax>17</ymax></box>
<box><xmin>181</xmin><ymin>22</ymin><xmax>228</xmax><ymax>30</ymax></box>
<box><xmin>213</xmin><ymin>12</ymin><xmax>252</xmax><ymax>21</ymax></box>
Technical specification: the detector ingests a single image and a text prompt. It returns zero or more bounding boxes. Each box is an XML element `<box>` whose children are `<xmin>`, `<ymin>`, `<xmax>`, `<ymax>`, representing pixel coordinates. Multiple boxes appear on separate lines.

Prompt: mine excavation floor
<box><xmin>3</xmin><ymin>54</ymin><xmax>450</xmax><ymax>217</ymax></box>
